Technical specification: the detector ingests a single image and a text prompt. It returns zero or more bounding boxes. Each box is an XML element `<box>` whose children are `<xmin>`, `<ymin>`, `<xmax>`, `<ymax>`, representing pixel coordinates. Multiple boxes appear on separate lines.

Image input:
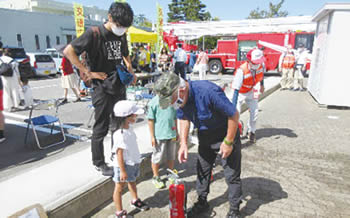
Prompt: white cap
<box><xmin>247</xmin><ymin>48</ymin><xmax>265</xmax><ymax>64</ymax></box>
<box><xmin>113</xmin><ymin>100</ymin><xmax>144</xmax><ymax>117</ymax></box>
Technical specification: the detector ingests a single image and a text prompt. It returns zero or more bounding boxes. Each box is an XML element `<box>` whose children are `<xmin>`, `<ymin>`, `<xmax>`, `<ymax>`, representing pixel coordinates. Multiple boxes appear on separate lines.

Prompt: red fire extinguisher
<box><xmin>168</xmin><ymin>169</ymin><xmax>186</xmax><ymax>218</ymax></box>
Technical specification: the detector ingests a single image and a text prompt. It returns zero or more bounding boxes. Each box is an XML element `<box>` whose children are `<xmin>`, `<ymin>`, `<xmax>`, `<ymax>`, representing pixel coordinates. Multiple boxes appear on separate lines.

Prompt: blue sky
<box><xmin>61</xmin><ymin>0</ymin><xmax>350</xmax><ymax>22</ymax></box>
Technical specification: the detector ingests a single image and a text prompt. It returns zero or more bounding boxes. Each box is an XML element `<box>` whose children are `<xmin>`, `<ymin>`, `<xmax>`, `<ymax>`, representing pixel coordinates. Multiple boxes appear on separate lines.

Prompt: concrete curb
<box><xmin>45</xmin><ymin>83</ymin><xmax>281</xmax><ymax>218</ymax></box>
<box><xmin>46</xmin><ymin>143</ymin><xmax>192</xmax><ymax>218</ymax></box>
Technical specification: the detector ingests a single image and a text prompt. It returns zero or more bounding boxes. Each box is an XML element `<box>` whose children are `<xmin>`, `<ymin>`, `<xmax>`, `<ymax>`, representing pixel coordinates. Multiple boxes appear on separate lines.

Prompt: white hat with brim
<box><xmin>113</xmin><ymin>100</ymin><xmax>144</xmax><ymax>117</ymax></box>
<box><xmin>248</xmin><ymin>48</ymin><xmax>266</xmax><ymax>64</ymax></box>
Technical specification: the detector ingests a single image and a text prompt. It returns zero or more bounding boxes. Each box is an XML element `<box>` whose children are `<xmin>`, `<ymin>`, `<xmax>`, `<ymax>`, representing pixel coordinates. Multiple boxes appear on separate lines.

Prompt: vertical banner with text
<box><xmin>74</xmin><ymin>3</ymin><xmax>85</xmax><ymax>38</ymax></box>
<box><xmin>156</xmin><ymin>3</ymin><xmax>164</xmax><ymax>56</ymax></box>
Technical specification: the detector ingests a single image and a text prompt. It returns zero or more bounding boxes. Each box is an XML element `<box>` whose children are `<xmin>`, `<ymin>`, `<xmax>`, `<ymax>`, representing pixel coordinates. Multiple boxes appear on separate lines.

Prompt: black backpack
<box><xmin>0</xmin><ymin>58</ymin><xmax>14</xmax><ymax>77</ymax></box>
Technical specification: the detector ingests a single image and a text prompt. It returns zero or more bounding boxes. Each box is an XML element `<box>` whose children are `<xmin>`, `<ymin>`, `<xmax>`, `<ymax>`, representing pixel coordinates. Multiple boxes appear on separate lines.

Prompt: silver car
<box><xmin>46</xmin><ymin>48</ymin><xmax>63</xmax><ymax>74</ymax></box>
<box><xmin>27</xmin><ymin>53</ymin><xmax>57</xmax><ymax>76</ymax></box>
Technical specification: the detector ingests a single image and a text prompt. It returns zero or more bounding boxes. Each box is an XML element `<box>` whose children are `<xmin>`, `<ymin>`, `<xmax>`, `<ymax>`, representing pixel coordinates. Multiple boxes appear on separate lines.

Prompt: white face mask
<box><xmin>251</xmin><ymin>64</ymin><xmax>260</xmax><ymax>70</ymax></box>
<box><xmin>172</xmin><ymin>88</ymin><xmax>184</xmax><ymax>110</ymax></box>
<box><xmin>111</xmin><ymin>24</ymin><xmax>127</xmax><ymax>36</ymax></box>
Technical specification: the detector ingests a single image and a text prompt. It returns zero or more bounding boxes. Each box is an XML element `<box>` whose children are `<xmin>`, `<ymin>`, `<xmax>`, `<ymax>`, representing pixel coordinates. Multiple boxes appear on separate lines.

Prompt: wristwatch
<box><xmin>223</xmin><ymin>137</ymin><xmax>234</xmax><ymax>146</ymax></box>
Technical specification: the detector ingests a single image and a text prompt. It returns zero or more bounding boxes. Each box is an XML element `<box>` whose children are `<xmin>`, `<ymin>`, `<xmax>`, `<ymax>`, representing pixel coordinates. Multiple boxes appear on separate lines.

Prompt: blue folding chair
<box><xmin>24</xmin><ymin>99</ymin><xmax>66</xmax><ymax>149</ymax></box>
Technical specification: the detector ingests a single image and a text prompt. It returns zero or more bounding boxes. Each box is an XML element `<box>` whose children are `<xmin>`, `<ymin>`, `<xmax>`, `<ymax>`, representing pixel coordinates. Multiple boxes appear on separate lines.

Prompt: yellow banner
<box><xmin>74</xmin><ymin>3</ymin><xmax>85</xmax><ymax>38</ymax></box>
<box><xmin>156</xmin><ymin>3</ymin><xmax>164</xmax><ymax>55</ymax></box>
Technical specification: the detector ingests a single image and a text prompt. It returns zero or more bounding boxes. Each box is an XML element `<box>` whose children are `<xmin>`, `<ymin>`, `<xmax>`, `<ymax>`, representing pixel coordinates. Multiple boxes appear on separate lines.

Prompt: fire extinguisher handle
<box><xmin>167</xmin><ymin>168</ymin><xmax>180</xmax><ymax>182</ymax></box>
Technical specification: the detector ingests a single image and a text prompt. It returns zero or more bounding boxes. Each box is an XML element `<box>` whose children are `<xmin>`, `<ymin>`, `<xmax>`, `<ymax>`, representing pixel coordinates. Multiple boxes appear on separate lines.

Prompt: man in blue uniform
<box><xmin>154</xmin><ymin>73</ymin><xmax>242</xmax><ymax>218</ymax></box>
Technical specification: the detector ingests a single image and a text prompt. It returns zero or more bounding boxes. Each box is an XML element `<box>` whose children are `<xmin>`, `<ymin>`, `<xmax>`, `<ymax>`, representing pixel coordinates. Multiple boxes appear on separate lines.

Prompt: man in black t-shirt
<box><xmin>63</xmin><ymin>2</ymin><xmax>135</xmax><ymax>176</ymax></box>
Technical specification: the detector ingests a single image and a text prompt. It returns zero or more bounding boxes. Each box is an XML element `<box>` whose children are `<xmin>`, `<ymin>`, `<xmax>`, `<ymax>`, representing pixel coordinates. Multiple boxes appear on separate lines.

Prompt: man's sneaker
<box><xmin>249</xmin><ymin>132</ymin><xmax>256</xmax><ymax>143</ymax></box>
<box><xmin>115</xmin><ymin>210</ymin><xmax>127</xmax><ymax>218</ymax></box>
<box><xmin>95</xmin><ymin>163</ymin><xmax>114</xmax><ymax>177</ymax></box>
<box><xmin>130</xmin><ymin>198</ymin><xmax>150</xmax><ymax>211</ymax></box>
<box><xmin>187</xmin><ymin>198</ymin><xmax>210</xmax><ymax>217</ymax></box>
<box><xmin>61</xmin><ymin>98</ymin><xmax>68</xmax><ymax>104</ymax></box>
<box><xmin>0</xmin><ymin>137</ymin><xmax>6</xmax><ymax>144</ymax></box>
<box><xmin>73</xmin><ymin>98</ymin><xmax>82</xmax><ymax>103</ymax></box>
<box><xmin>226</xmin><ymin>209</ymin><xmax>241</xmax><ymax>218</ymax></box>
<box><xmin>152</xmin><ymin>176</ymin><xmax>165</xmax><ymax>189</ymax></box>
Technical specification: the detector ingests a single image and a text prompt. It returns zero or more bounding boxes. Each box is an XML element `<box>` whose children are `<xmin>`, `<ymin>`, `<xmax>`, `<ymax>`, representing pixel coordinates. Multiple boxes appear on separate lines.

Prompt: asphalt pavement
<box><xmin>1</xmin><ymin>72</ymin><xmax>284</xmax><ymax>217</ymax></box>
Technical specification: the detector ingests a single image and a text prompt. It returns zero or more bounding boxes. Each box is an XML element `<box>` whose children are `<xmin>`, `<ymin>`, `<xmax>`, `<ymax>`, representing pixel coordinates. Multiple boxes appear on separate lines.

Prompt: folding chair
<box><xmin>24</xmin><ymin>99</ymin><xmax>66</xmax><ymax>149</ymax></box>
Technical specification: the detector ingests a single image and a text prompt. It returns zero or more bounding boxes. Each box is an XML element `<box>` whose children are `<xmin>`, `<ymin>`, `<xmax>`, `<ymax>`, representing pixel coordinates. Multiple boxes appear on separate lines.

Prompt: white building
<box><xmin>0</xmin><ymin>0</ymin><xmax>108</xmax><ymax>22</ymax></box>
<box><xmin>0</xmin><ymin>8</ymin><xmax>102</xmax><ymax>52</ymax></box>
<box><xmin>308</xmin><ymin>3</ymin><xmax>350</xmax><ymax>107</ymax></box>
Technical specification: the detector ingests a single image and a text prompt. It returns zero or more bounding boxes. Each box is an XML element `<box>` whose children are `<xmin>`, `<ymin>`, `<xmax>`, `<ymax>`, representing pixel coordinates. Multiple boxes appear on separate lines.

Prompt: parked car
<box><xmin>27</xmin><ymin>53</ymin><xmax>57</xmax><ymax>76</ymax></box>
<box><xmin>46</xmin><ymin>48</ymin><xmax>63</xmax><ymax>74</ymax></box>
<box><xmin>4</xmin><ymin>46</ymin><xmax>33</xmax><ymax>78</ymax></box>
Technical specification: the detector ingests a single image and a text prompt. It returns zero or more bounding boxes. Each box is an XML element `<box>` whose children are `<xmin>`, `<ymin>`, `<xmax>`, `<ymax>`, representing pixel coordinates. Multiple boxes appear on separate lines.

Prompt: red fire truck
<box><xmin>207</xmin><ymin>31</ymin><xmax>314</xmax><ymax>74</ymax></box>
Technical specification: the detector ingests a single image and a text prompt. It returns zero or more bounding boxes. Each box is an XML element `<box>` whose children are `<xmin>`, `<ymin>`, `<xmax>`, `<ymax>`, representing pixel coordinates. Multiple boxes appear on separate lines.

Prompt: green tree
<box><xmin>167</xmin><ymin>0</ymin><xmax>185</xmax><ymax>22</ymax></box>
<box><xmin>167</xmin><ymin>0</ymin><xmax>211</xmax><ymax>22</ymax></box>
<box><xmin>198</xmin><ymin>36</ymin><xmax>220</xmax><ymax>50</ymax></box>
<box><xmin>192</xmin><ymin>17</ymin><xmax>220</xmax><ymax>50</ymax></box>
<box><xmin>248</xmin><ymin>0</ymin><xmax>288</xmax><ymax>19</ymax></box>
<box><xmin>134</xmin><ymin>14</ymin><xmax>152</xmax><ymax>28</ymax></box>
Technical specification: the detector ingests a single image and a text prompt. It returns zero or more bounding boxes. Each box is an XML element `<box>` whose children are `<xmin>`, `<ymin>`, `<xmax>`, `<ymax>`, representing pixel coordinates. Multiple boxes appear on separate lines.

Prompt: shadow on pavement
<box><xmin>256</xmin><ymin>127</ymin><xmax>297</xmax><ymax>140</ymax></box>
<box><xmin>0</xmin><ymin>123</ymin><xmax>76</xmax><ymax>174</ymax></box>
<box><xmin>126</xmin><ymin>153</ymin><xmax>200</xmax><ymax>217</ymax></box>
<box><xmin>242</xmin><ymin>127</ymin><xmax>297</xmax><ymax>148</ymax></box>
<box><xmin>240</xmin><ymin>177</ymin><xmax>288</xmax><ymax>217</ymax></box>
<box><xmin>126</xmin><ymin>151</ymin><xmax>288</xmax><ymax>218</ymax></box>
<box><xmin>196</xmin><ymin>176</ymin><xmax>287</xmax><ymax>217</ymax></box>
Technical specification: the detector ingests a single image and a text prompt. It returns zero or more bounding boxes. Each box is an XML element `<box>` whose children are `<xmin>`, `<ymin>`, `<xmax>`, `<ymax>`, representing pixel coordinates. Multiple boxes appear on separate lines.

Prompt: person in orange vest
<box><xmin>278</xmin><ymin>44</ymin><xmax>296</xmax><ymax>90</ymax></box>
<box><xmin>231</xmin><ymin>48</ymin><xmax>265</xmax><ymax>143</ymax></box>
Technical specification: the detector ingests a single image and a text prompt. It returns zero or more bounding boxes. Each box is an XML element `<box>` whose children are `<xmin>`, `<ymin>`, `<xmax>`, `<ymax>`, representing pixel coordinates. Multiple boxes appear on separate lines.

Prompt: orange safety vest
<box><xmin>235</xmin><ymin>62</ymin><xmax>264</xmax><ymax>94</ymax></box>
<box><xmin>282</xmin><ymin>54</ymin><xmax>296</xmax><ymax>69</ymax></box>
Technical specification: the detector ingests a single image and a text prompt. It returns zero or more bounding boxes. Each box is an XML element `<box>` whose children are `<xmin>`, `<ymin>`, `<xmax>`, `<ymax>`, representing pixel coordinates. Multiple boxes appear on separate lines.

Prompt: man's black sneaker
<box><xmin>95</xmin><ymin>163</ymin><xmax>114</xmax><ymax>177</ymax></box>
<box><xmin>249</xmin><ymin>132</ymin><xmax>256</xmax><ymax>143</ymax></box>
<box><xmin>73</xmin><ymin>98</ymin><xmax>82</xmax><ymax>103</ymax></box>
<box><xmin>187</xmin><ymin>199</ymin><xmax>210</xmax><ymax>217</ymax></box>
<box><xmin>130</xmin><ymin>198</ymin><xmax>150</xmax><ymax>211</ymax></box>
<box><xmin>226</xmin><ymin>209</ymin><xmax>241</xmax><ymax>218</ymax></box>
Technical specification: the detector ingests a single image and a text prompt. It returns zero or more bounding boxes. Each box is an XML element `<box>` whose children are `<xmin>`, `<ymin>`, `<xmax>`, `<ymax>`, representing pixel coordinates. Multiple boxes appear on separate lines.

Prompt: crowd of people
<box><xmin>279</xmin><ymin>43</ymin><xmax>309</xmax><ymax>91</ymax></box>
<box><xmin>130</xmin><ymin>41</ymin><xmax>209</xmax><ymax>83</ymax></box>
<box><xmin>0</xmin><ymin>42</ymin><xmax>35</xmax><ymax>144</ymax></box>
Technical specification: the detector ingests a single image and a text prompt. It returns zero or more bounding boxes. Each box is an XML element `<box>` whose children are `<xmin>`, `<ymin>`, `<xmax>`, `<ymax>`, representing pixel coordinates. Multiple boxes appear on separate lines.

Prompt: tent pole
<box><xmin>202</xmin><ymin>35</ymin><xmax>205</xmax><ymax>50</ymax></box>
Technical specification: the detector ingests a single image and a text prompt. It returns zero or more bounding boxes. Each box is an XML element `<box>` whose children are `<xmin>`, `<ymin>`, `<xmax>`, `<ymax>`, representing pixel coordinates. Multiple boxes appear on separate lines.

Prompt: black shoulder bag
<box><xmin>0</xmin><ymin>59</ymin><xmax>14</xmax><ymax>77</ymax></box>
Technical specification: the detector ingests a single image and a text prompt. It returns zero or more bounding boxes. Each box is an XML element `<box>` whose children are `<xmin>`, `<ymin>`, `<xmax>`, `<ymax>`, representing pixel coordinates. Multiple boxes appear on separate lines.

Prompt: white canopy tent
<box><xmin>163</xmin><ymin>16</ymin><xmax>316</xmax><ymax>40</ymax></box>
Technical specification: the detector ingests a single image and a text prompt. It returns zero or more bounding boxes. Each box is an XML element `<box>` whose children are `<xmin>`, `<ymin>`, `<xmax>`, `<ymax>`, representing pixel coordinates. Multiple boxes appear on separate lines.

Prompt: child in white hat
<box><xmin>111</xmin><ymin>100</ymin><xmax>149</xmax><ymax>218</ymax></box>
